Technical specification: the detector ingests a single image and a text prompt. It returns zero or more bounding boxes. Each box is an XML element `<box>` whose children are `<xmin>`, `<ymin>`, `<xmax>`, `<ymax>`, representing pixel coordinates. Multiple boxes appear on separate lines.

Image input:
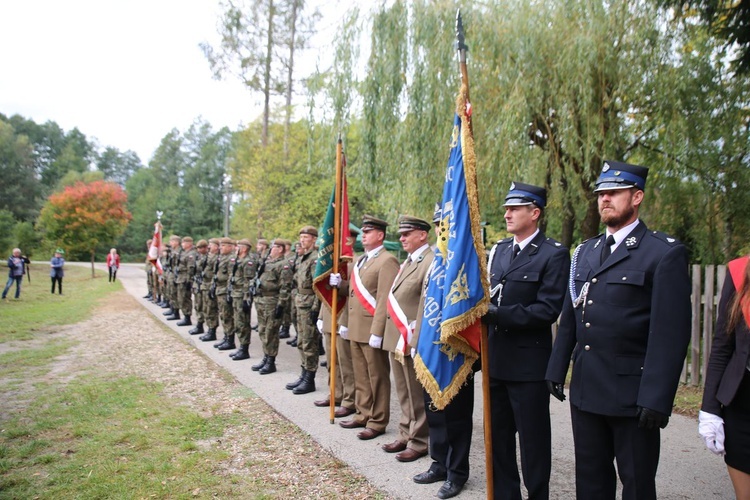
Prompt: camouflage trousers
<box><xmin>202</xmin><ymin>290</ymin><xmax>219</xmax><ymax>329</ymax></box>
<box><xmin>256</xmin><ymin>296</ymin><xmax>281</xmax><ymax>357</ymax></box>
<box><xmin>218</xmin><ymin>294</ymin><xmax>234</xmax><ymax>336</ymax></box>
<box><xmin>177</xmin><ymin>281</ymin><xmax>193</xmax><ymax>316</ymax></box>
<box><xmin>281</xmin><ymin>295</ymin><xmax>292</xmax><ymax>328</ymax></box>
<box><xmin>193</xmin><ymin>286</ymin><xmax>204</xmax><ymax>323</ymax></box>
<box><xmin>233</xmin><ymin>294</ymin><xmax>251</xmax><ymax>346</ymax></box>
<box><xmin>294</xmin><ymin>303</ymin><xmax>319</xmax><ymax>372</ymax></box>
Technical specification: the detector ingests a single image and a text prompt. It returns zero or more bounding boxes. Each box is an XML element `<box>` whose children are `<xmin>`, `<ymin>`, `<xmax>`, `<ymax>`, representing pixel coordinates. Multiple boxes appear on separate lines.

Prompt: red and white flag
<box><xmin>148</xmin><ymin>221</ymin><xmax>163</xmax><ymax>275</ymax></box>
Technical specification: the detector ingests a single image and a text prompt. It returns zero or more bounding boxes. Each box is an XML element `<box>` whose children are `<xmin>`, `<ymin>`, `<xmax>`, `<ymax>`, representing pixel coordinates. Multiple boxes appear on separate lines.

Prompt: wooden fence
<box><xmin>683</xmin><ymin>264</ymin><xmax>726</xmax><ymax>387</ymax></box>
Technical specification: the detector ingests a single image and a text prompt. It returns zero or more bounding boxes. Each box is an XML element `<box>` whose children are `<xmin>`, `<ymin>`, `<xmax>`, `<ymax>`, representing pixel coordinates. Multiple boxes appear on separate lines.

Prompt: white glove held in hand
<box><xmin>411</xmin><ymin>347</ymin><xmax>416</xmax><ymax>358</ymax></box>
<box><xmin>329</xmin><ymin>273</ymin><xmax>342</xmax><ymax>287</ymax></box>
<box><xmin>368</xmin><ymin>334</ymin><xmax>383</xmax><ymax>349</ymax></box>
<box><xmin>316</xmin><ymin>319</ymin><xmax>324</xmax><ymax>334</ymax></box>
<box><xmin>338</xmin><ymin>325</ymin><xmax>349</xmax><ymax>340</ymax></box>
<box><xmin>698</xmin><ymin>410</ymin><xmax>725</xmax><ymax>456</ymax></box>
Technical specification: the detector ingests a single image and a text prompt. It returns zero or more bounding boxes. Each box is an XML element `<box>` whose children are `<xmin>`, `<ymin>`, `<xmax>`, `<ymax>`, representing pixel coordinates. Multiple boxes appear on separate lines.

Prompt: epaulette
<box><xmin>647</xmin><ymin>230</ymin><xmax>680</xmax><ymax>246</ymax></box>
<box><xmin>543</xmin><ymin>237</ymin><xmax>564</xmax><ymax>248</ymax></box>
<box><xmin>496</xmin><ymin>236</ymin><xmax>513</xmax><ymax>245</ymax></box>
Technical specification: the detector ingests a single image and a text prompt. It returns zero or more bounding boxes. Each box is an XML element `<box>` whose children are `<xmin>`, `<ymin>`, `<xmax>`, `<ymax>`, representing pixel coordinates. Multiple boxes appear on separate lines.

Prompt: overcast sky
<box><xmin>0</xmin><ymin>0</ymin><xmax>367</xmax><ymax>164</ymax></box>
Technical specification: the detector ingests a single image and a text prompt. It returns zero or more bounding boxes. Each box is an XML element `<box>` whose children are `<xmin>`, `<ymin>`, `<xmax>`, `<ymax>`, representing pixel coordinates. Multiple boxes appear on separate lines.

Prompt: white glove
<box><xmin>368</xmin><ymin>334</ymin><xmax>383</xmax><ymax>349</ymax></box>
<box><xmin>329</xmin><ymin>273</ymin><xmax>342</xmax><ymax>287</ymax></box>
<box><xmin>410</xmin><ymin>347</ymin><xmax>416</xmax><ymax>358</ymax></box>
<box><xmin>316</xmin><ymin>319</ymin><xmax>324</xmax><ymax>334</ymax></box>
<box><xmin>338</xmin><ymin>325</ymin><xmax>349</xmax><ymax>340</ymax></box>
<box><xmin>698</xmin><ymin>410</ymin><xmax>726</xmax><ymax>456</ymax></box>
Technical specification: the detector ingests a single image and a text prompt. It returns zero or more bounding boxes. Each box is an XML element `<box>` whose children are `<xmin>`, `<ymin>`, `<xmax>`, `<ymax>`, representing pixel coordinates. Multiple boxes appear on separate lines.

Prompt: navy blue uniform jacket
<box><xmin>701</xmin><ymin>265</ymin><xmax>750</xmax><ymax>415</ymax></box>
<box><xmin>545</xmin><ymin>221</ymin><xmax>691</xmax><ymax>417</ymax></box>
<box><xmin>488</xmin><ymin>232</ymin><xmax>570</xmax><ymax>381</ymax></box>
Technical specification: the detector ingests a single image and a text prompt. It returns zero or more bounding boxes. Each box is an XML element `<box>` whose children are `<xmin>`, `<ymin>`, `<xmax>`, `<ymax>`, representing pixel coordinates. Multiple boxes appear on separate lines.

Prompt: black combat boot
<box><xmin>286</xmin><ymin>368</ymin><xmax>306</xmax><ymax>390</ymax></box>
<box><xmin>163</xmin><ymin>306</ymin><xmax>174</xmax><ymax>315</ymax></box>
<box><xmin>213</xmin><ymin>334</ymin><xmax>228</xmax><ymax>348</ymax></box>
<box><xmin>319</xmin><ymin>336</ymin><xmax>325</xmax><ymax>355</ymax></box>
<box><xmin>288</xmin><ymin>337</ymin><xmax>298</xmax><ymax>347</ymax></box>
<box><xmin>166</xmin><ymin>310</ymin><xmax>181</xmax><ymax>321</ymax></box>
<box><xmin>252</xmin><ymin>355</ymin><xmax>269</xmax><ymax>371</ymax></box>
<box><xmin>199</xmin><ymin>328</ymin><xmax>217</xmax><ymax>342</ymax></box>
<box><xmin>251</xmin><ymin>323</ymin><xmax>258</xmax><ymax>331</ymax></box>
<box><xmin>231</xmin><ymin>344</ymin><xmax>250</xmax><ymax>360</ymax></box>
<box><xmin>259</xmin><ymin>356</ymin><xmax>276</xmax><ymax>375</ymax></box>
<box><xmin>143</xmin><ymin>292</ymin><xmax>152</xmax><ymax>299</ymax></box>
<box><xmin>188</xmin><ymin>322</ymin><xmax>204</xmax><ymax>335</ymax></box>
<box><xmin>176</xmin><ymin>315</ymin><xmax>192</xmax><ymax>326</ymax></box>
<box><xmin>161</xmin><ymin>300</ymin><xmax>172</xmax><ymax>309</ymax></box>
<box><xmin>279</xmin><ymin>325</ymin><xmax>290</xmax><ymax>339</ymax></box>
<box><xmin>217</xmin><ymin>334</ymin><xmax>236</xmax><ymax>351</ymax></box>
<box><xmin>292</xmin><ymin>370</ymin><xmax>316</xmax><ymax>395</ymax></box>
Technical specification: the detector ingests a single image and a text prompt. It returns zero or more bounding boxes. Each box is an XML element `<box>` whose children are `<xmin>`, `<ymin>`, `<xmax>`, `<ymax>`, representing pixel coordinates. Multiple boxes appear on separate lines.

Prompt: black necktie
<box><xmin>359</xmin><ymin>254</ymin><xmax>368</xmax><ymax>268</ymax></box>
<box><xmin>511</xmin><ymin>244</ymin><xmax>521</xmax><ymax>262</ymax></box>
<box><xmin>601</xmin><ymin>235</ymin><xmax>615</xmax><ymax>264</ymax></box>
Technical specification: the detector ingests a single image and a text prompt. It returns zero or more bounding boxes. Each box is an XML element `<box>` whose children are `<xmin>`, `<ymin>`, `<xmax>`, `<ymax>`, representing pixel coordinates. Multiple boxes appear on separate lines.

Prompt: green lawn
<box><xmin>0</xmin><ymin>265</ymin><xmax>118</xmax><ymax>342</ymax></box>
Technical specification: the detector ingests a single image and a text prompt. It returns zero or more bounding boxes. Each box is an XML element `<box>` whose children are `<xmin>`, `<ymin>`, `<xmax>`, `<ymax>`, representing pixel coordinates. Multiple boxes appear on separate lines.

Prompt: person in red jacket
<box><xmin>106</xmin><ymin>248</ymin><xmax>120</xmax><ymax>282</ymax></box>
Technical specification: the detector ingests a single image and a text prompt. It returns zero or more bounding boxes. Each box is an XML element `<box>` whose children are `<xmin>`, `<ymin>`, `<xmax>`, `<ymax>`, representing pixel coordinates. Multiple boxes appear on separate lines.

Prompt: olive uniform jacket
<box><xmin>546</xmin><ymin>221</ymin><xmax>692</xmax><ymax>417</ymax></box>
<box><xmin>383</xmin><ymin>247</ymin><xmax>435</xmax><ymax>352</ymax></box>
<box><xmin>343</xmin><ymin>248</ymin><xmax>400</xmax><ymax>344</ymax></box>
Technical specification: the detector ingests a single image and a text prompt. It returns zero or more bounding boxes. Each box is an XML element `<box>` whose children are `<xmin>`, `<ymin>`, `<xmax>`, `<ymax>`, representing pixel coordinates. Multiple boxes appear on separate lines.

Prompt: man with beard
<box><xmin>546</xmin><ymin>161</ymin><xmax>691</xmax><ymax>500</ymax></box>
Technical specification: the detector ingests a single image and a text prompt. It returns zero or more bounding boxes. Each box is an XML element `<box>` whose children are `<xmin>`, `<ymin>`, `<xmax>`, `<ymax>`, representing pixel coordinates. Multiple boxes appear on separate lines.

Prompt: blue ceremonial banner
<box><xmin>414</xmin><ymin>84</ymin><xmax>489</xmax><ymax>410</ymax></box>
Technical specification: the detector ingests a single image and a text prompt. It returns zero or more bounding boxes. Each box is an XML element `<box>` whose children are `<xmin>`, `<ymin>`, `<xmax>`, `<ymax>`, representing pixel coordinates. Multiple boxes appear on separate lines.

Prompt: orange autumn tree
<box><xmin>39</xmin><ymin>180</ymin><xmax>132</xmax><ymax>277</ymax></box>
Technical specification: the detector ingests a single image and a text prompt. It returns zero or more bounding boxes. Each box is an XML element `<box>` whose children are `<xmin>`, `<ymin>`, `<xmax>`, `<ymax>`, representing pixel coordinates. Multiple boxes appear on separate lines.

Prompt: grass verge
<box><xmin>0</xmin><ymin>265</ymin><xmax>118</xmax><ymax>342</ymax></box>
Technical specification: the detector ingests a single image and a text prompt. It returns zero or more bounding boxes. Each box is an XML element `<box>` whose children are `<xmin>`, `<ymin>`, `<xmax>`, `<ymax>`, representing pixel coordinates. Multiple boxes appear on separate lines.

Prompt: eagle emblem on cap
<box><xmin>510</xmin><ymin>182</ymin><xmax>516</xmax><ymax>190</ymax></box>
<box><xmin>602</xmin><ymin>164</ymin><xmax>610</xmax><ymax>172</ymax></box>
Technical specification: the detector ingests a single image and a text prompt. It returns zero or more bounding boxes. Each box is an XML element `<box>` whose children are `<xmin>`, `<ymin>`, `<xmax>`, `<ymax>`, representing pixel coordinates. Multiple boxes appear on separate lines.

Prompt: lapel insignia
<box><xmin>555</xmin><ymin>242</ymin><xmax>561</xmax><ymax>246</ymax></box>
<box><xmin>625</xmin><ymin>236</ymin><xmax>637</xmax><ymax>247</ymax></box>
<box><xmin>416</xmin><ymin>254</ymin><xmax>424</xmax><ymax>263</ymax></box>
<box><xmin>593</xmin><ymin>239</ymin><xmax>601</xmax><ymax>249</ymax></box>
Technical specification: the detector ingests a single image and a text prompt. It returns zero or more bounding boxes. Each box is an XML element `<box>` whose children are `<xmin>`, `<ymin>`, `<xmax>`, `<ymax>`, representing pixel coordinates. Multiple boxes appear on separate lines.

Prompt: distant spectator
<box><xmin>2</xmin><ymin>248</ymin><xmax>30</xmax><ymax>300</ymax></box>
<box><xmin>106</xmin><ymin>248</ymin><xmax>120</xmax><ymax>283</ymax></box>
<box><xmin>50</xmin><ymin>249</ymin><xmax>65</xmax><ymax>295</ymax></box>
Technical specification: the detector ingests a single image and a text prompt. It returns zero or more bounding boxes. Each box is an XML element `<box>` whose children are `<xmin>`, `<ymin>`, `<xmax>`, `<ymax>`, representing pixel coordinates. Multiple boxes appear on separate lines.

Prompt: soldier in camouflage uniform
<box><xmin>189</xmin><ymin>240</ymin><xmax>209</xmax><ymax>335</ymax></box>
<box><xmin>279</xmin><ymin>238</ymin><xmax>294</xmax><ymax>339</ymax></box>
<box><xmin>175</xmin><ymin>236</ymin><xmax>198</xmax><ymax>326</ymax></box>
<box><xmin>199</xmin><ymin>239</ymin><xmax>221</xmax><ymax>342</ymax></box>
<box><xmin>252</xmin><ymin>239</ymin><xmax>293</xmax><ymax>375</ymax></box>
<box><xmin>214</xmin><ymin>238</ymin><xmax>236</xmax><ymax>351</ymax></box>
<box><xmin>164</xmin><ymin>235</ymin><xmax>182</xmax><ymax>319</ymax></box>
<box><xmin>287</xmin><ymin>242</ymin><xmax>303</xmax><ymax>347</ymax></box>
<box><xmin>228</xmin><ymin>239</ymin><xmax>260</xmax><ymax>361</ymax></box>
<box><xmin>158</xmin><ymin>248</ymin><xmax>170</xmax><ymax>307</ymax></box>
<box><xmin>286</xmin><ymin>226</ymin><xmax>321</xmax><ymax>395</ymax></box>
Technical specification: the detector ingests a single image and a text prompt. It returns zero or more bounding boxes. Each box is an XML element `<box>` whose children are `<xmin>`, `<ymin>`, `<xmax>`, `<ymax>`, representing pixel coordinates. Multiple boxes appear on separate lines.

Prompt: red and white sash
<box><xmin>352</xmin><ymin>254</ymin><xmax>377</xmax><ymax>315</ymax></box>
<box><xmin>388</xmin><ymin>260</ymin><xmax>412</xmax><ymax>359</ymax></box>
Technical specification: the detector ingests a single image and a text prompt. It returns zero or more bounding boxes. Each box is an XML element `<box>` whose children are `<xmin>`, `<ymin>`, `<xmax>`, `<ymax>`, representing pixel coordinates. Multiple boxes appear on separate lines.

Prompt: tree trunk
<box><xmin>90</xmin><ymin>249</ymin><xmax>96</xmax><ymax>278</ymax></box>
<box><xmin>284</xmin><ymin>0</ymin><xmax>299</xmax><ymax>159</ymax></box>
<box><xmin>580</xmin><ymin>194</ymin><xmax>601</xmax><ymax>240</ymax></box>
<box><xmin>262</xmin><ymin>0</ymin><xmax>275</xmax><ymax>147</ymax></box>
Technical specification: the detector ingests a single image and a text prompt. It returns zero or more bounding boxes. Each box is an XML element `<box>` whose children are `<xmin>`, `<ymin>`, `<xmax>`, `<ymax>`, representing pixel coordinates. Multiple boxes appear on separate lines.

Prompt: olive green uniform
<box><xmin>216</xmin><ymin>254</ymin><xmax>234</xmax><ymax>336</ymax></box>
<box><xmin>294</xmin><ymin>248</ymin><xmax>321</xmax><ymax>372</ymax></box>
<box><xmin>231</xmin><ymin>251</ymin><xmax>260</xmax><ymax>347</ymax></box>
<box><xmin>202</xmin><ymin>252</ymin><xmax>219</xmax><ymax>329</ymax></box>
<box><xmin>193</xmin><ymin>252</ymin><xmax>208</xmax><ymax>324</ymax></box>
<box><xmin>256</xmin><ymin>256</ymin><xmax>293</xmax><ymax>357</ymax></box>
<box><xmin>176</xmin><ymin>247</ymin><xmax>198</xmax><ymax>316</ymax></box>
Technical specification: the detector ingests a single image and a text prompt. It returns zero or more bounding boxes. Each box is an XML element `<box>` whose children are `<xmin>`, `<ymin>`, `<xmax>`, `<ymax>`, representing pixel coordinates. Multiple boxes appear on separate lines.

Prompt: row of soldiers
<box><xmin>144</xmin><ymin>228</ymin><xmax>323</xmax><ymax>394</ymax></box>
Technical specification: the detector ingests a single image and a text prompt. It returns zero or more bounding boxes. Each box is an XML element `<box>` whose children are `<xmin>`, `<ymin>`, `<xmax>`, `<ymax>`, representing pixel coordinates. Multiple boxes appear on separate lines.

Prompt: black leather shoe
<box><xmin>286</xmin><ymin>369</ymin><xmax>305</xmax><ymax>390</ymax></box>
<box><xmin>413</xmin><ymin>469</ymin><xmax>447</xmax><ymax>484</ymax></box>
<box><xmin>436</xmin><ymin>480</ymin><xmax>463</xmax><ymax>499</ymax></box>
<box><xmin>252</xmin><ymin>355</ymin><xmax>268</xmax><ymax>371</ymax></box>
<box><xmin>259</xmin><ymin>356</ymin><xmax>276</xmax><ymax>375</ymax></box>
<box><xmin>199</xmin><ymin>328</ymin><xmax>217</xmax><ymax>342</ymax></box>
<box><xmin>217</xmin><ymin>335</ymin><xmax>236</xmax><ymax>351</ymax></box>
<box><xmin>292</xmin><ymin>370</ymin><xmax>315</xmax><ymax>394</ymax></box>
<box><xmin>231</xmin><ymin>345</ymin><xmax>250</xmax><ymax>360</ymax></box>
<box><xmin>213</xmin><ymin>336</ymin><xmax>227</xmax><ymax>348</ymax></box>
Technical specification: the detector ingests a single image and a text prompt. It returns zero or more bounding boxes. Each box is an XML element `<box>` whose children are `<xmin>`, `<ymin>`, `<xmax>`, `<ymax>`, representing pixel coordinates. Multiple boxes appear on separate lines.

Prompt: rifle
<box><xmin>252</xmin><ymin>254</ymin><xmax>267</xmax><ymax>297</ymax></box>
<box><xmin>209</xmin><ymin>253</ymin><xmax>220</xmax><ymax>300</ymax></box>
<box><xmin>226</xmin><ymin>249</ymin><xmax>240</xmax><ymax>304</ymax></box>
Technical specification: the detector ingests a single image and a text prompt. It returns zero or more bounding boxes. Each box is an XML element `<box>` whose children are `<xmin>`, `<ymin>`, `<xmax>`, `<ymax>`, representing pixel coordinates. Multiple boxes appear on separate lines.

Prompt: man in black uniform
<box><xmin>545</xmin><ymin>161</ymin><xmax>692</xmax><ymax>500</ymax></box>
<box><xmin>483</xmin><ymin>182</ymin><xmax>569</xmax><ymax>500</ymax></box>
